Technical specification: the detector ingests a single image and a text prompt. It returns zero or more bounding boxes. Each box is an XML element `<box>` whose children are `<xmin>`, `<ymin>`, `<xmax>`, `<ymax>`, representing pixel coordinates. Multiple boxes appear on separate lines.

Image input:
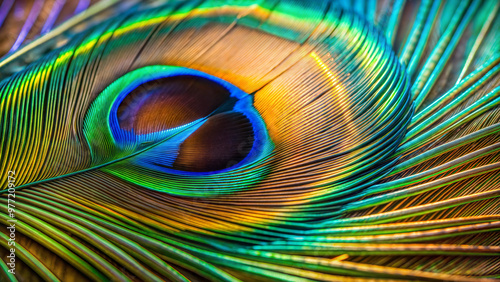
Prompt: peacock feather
<box><xmin>0</xmin><ymin>0</ymin><xmax>499</xmax><ymax>281</ymax></box>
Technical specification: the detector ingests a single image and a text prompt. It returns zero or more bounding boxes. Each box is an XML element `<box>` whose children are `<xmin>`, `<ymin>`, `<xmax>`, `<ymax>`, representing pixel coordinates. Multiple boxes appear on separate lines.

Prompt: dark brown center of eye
<box><xmin>117</xmin><ymin>75</ymin><xmax>230</xmax><ymax>134</ymax></box>
<box><xmin>172</xmin><ymin>112</ymin><xmax>254</xmax><ymax>172</ymax></box>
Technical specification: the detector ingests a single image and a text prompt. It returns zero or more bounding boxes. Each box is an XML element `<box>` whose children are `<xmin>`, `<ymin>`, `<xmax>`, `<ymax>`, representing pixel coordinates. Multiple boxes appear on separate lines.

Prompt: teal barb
<box><xmin>0</xmin><ymin>0</ymin><xmax>499</xmax><ymax>281</ymax></box>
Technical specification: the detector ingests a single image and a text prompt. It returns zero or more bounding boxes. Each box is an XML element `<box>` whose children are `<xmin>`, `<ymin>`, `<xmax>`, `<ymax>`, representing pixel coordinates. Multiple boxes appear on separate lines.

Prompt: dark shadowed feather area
<box><xmin>0</xmin><ymin>0</ymin><xmax>499</xmax><ymax>281</ymax></box>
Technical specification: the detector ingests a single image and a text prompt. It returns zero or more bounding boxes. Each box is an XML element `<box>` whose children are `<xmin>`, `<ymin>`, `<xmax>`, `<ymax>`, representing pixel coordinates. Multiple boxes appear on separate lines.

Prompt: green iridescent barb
<box><xmin>0</xmin><ymin>0</ymin><xmax>499</xmax><ymax>281</ymax></box>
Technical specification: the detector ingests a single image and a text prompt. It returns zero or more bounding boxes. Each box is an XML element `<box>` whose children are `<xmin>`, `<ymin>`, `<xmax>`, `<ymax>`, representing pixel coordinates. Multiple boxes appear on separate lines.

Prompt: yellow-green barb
<box><xmin>0</xmin><ymin>0</ymin><xmax>499</xmax><ymax>281</ymax></box>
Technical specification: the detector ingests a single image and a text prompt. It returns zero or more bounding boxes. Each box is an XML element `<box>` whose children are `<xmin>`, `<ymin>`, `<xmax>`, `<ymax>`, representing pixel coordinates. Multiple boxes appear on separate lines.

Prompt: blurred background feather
<box><xmin>0</xmin><ymin>0</ymin><xmax>499</xmax><ymax>281</ymax></box>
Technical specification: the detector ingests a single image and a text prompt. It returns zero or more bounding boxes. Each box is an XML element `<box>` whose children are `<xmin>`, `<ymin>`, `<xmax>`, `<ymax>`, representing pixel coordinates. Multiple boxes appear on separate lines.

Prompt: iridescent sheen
<box><xmin>0</xmin><ymin>0</ymin><xmax>499</xmax><ymax>281</ymax></box>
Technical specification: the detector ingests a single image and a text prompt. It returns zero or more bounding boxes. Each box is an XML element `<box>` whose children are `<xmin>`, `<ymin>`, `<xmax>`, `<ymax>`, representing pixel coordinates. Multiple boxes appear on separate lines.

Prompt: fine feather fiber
<box><xmin>0</xmin><ymin>0</ymin><xmax>499</xmax><ymax>281</ymax></box>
